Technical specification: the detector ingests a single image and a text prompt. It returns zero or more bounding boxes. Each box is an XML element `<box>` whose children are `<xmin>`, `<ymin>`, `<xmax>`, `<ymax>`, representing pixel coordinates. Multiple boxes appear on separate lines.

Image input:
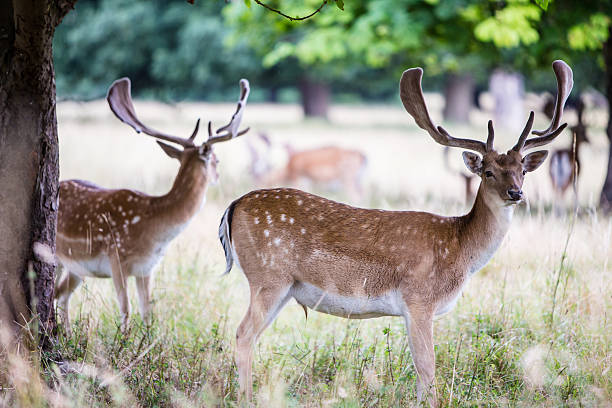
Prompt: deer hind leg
<box><xmin>55</xmin><ymin>269</ymin><xmax>82</xmax><ymax>332</ymax></box>
<box><xmin>109</xmin><ymin>255</ymin><xmax>130</xmax><ymax>332</ymax></box>
<box><xmin>405</xmin><ymin>311</ymin><xmax>437</xmax><ymax>407</ymax></box>
<box><xmin>135</xmin><ymin>275</ymin><xmax>153</xmax><ymax>326</ymax></box>
<box><xmin>236</xmin><ymin>284</ymin><xmax>292</xmax><ymax>402</ymax></box>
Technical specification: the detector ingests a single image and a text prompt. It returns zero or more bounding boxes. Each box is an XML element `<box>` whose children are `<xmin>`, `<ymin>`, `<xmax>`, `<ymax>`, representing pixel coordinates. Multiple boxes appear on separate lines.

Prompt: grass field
<box><xmin>5</xmin><ymin>98</ymin><xmax>611</xmax><ymax>407</ymax></box>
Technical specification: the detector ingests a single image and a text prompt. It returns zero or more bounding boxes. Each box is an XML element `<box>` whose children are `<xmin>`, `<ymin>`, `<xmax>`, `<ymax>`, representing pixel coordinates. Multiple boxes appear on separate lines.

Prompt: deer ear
<box><xmin>522</xmin><ymin>150</ymin><xmax>548</xmax><ymax>172</ymax></box>
<box><xmin>462</xmin><ymin>151</ymin><xmax>482</xmax><ymax>175</ymax></box>
<box><xmin>157</xmin><ymin>141</ymin><xmax>182</xmax><ymax>160</ymax></box>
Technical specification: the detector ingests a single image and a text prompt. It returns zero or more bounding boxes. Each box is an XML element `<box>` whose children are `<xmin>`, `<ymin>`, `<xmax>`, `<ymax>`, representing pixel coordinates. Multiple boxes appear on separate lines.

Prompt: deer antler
<box><xmin>206</xmin><ymin>79</ymin><xmax>251</xmax><ymax>146</ymax></box>
<box><xmin>513</xmin><ymin>60</ymin><xmax>573</xmax><ymax>152</ymax></box>
<box><xmin>107</xmin><ymin>77</ymin><xmax>199</xmax><ymax>148</ymax></box>
<box><xmin>400</xmin><ymin>68</ymin><xmax>490</xmax><ymax>155</ymax></box>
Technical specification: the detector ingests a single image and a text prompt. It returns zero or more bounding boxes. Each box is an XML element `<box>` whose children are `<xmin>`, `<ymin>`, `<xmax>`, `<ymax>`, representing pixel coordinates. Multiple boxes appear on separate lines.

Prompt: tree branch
<box><xmin>253</xmin><ymin>0</ymin><xmax>328</xmax><ymax>21</ymax></box>
<box><xmin>54</xmin><ymin>0</ymin><xmax>79</xmax><ymax>26</ymax></box>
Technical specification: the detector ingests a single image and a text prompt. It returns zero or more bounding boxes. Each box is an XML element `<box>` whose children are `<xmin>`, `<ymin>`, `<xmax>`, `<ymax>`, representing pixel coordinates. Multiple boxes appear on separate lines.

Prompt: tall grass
<box><xmin>1</xmin><ymin>100</ymin><xmax>609</xmax><ymax>407</ymax></box>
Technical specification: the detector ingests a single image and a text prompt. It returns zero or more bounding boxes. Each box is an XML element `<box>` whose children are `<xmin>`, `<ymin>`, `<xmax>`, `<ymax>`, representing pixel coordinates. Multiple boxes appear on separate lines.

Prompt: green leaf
<box><xmin>568</xmin><ymin>13</ymin><xmax>611</xmax><ymax>50</ymax></box>
<box><xmin>533</xmin><ymin>0</ymin><xmax>550</xmax><ymax>11</ymax></box>
<box><xmin>244</xmin><ymin>0</ymin><xmax>251</xmax><ymax>8</ymax></box>
<box><xmin>335</xmin><ymin>0</ymin><xmax>344</xmax><ymax>11</ymax></box>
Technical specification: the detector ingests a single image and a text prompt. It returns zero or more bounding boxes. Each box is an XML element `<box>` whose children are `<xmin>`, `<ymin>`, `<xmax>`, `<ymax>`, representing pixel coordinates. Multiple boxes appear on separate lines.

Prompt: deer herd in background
<box><xmin>55</xmin><ymin>60</ymin><xmax>577</xmax><ymax>406</ymax></box>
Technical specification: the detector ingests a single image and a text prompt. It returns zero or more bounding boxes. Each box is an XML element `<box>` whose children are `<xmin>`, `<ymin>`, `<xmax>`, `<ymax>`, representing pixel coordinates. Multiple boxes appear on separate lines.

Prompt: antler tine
<box><xmin>486</xmin><ymin>120</ymin><xmax>495</xmax><ymax>151</ymax></box>
<box><xmin>511</xmin><ymin>111</ymin><xmax>535</xmax><ymax>152</ymax></box>
<box><xmin>106</xmin><ymin>77</ymin><xmax>196</xmax><ymax>148</ymax></box>
<box><xmin>188</xmin><ymin>119</ymin><xmax>201</xmax><ymax>142</ymax></box>
<box><xmin>400</xmin><ymin>68</ymin><xmax>487</xmax><ymax>155</ymax></box>
<box><xmin>522</xmin><ymin>123</ymin><xmax>568</xmax><ymax>150</ymax></box>
<box><xmin>207</xmin><ymin>79</ymin><xmax>251</xmax><ymax>146</ymax></box>
<box><xmin>530</xmin><ymin>60</ymin><xmax>573</xmax><ymax>138</ymax></box>
<box><xmin>517</xmin><ymin>60</ymin><xmax>573</xmax><ymax>151</ymax></box>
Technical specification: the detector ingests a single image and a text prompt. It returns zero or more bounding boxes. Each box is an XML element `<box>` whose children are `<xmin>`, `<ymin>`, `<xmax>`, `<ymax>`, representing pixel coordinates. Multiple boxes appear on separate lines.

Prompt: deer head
<box><xmin>400</xmin><ymin>60</ymin><xmax>573</xmax><ymax>206</ymax></box>
<box><xmin>106</xmin><ymin>78</ymin><xmax>251</xmax><ymax>184</ymax></box>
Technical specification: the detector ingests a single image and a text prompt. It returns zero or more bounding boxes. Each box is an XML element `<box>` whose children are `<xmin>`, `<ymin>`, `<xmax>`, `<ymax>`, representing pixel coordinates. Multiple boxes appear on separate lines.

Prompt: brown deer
<box><xmin>218</xmin><ymin>61</ymin><xmax>572</xmax><ymax>405</ymax></box>
<box><xmin>248</xmin><ymin>133</ymin><xmax>367</xmax><ymax>200</ymax></box>
<box><xmin>546</xmin><ymin>98</ymin><xmax>589</xmax><ymax>212</ymax></box>
<box><xmin>55</xmin><ymin>78</ymin><xmax>250</xmax><ymax>332</ymax></box>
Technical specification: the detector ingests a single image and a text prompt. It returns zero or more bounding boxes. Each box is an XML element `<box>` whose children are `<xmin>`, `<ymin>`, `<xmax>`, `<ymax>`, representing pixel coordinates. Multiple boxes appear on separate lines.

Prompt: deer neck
<box><xmin>152</xmin><ymin>158</ymin><xmax>209</xmax><ymax>227</ymax></box>
<box><xmin>458</xmin><ymin>182</ymin><xmax>514</xmax><ymax>275</ymax></box>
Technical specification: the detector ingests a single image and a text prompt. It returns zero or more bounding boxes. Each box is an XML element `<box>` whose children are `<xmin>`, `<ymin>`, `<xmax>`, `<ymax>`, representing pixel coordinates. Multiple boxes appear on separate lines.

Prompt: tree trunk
<box><xmin>443</xmin><ymin>73</ymin><xmax>474</xmax><ymax>123</ymax></box>
<box><xmin>299</xmin><ymin>77</ymin><xmax>330</xmax><ymax>118</ymax></box>
<box><xmin>489</xmin><ymin>69</ymin><xmax>525</xmax><ymax>132</ymax></box>
<box><xmin>0</xmin><ymin>0</ymin><xmax>76</xmax><ymax>352</ymax></box>
<box><xmin>599</xmin><ymin>26</ymin><xmax>612</xmax><ymax>213</ymax></box>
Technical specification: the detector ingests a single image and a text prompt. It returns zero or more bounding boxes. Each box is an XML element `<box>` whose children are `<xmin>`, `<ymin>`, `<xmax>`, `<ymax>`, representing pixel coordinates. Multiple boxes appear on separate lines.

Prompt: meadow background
<box><xmin>37</xmin><ymin>95</ymin><xmax>611</xmax><ymax>406</ymax></box>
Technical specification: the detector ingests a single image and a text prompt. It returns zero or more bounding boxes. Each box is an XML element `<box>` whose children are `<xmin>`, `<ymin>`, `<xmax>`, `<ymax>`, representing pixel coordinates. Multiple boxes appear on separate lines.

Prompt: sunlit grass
<box><xmin>2</xmin><ymin>100</ymin><xmax>610</xmax><ymax>407</ymax></box>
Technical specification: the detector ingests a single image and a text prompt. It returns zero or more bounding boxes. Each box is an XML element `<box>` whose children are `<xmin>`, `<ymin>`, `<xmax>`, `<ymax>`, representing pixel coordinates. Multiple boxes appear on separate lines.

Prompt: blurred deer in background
<box><xmin>544</xmin><ymin>96</ymin><xmax>590</xmax><ymax>213</ymax></box>
<box><xmin>55</xmin><ymin>78</ymin><xmax>250</xmax><ymax>332</ymax></box>
<box><xmin>219</xmin><ymin>61</ymin><xmax>572</xmax><ymax>405</ymax></box>
<box><xmin>248</xmin><ymin>133</ymin><xmax>367</xmax><ymax>201</ymax></box>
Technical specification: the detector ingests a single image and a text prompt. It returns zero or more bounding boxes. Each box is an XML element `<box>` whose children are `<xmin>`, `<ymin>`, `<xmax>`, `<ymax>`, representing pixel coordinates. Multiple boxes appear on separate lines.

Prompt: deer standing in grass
<box><xmin>55</xmin><ymin>78</ymin><xmax>250</xmax><ymax>331</ymax></box>
<box><xmin>249</xmin><ymin>133</ymin><xmax>367</xmax><ymax>200</ymax></box>
<box><xmin>547</xmin><ymin>98</ymin><xmax>589</xmax><ymax>212</ymax></box>
<box><xmin>219</xmin><ymin>61</ymin><xmax>572</xmax><ymax>405</ymax></box>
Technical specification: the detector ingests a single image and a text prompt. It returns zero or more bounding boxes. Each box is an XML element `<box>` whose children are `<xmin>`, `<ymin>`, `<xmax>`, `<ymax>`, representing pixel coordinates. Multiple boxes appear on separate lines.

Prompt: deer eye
<box><xmin>485</xmin><ymin>170</ymin><xmax>494</xmax><ymax>178</ymax></box>
<box><xmin>522</xmin><ymin>170</ymin><xmax>527</xmax><ymax>175</ymax></box>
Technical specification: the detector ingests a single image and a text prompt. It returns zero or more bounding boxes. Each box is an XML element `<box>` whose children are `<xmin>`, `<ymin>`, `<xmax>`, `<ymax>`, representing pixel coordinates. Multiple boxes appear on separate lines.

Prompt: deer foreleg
<box><xmin>110</xmin><ymin>255</ymin><xmax>130</xmax><ymax>332</ymax></box>
<box><xmin>55</xmin><ymin>270</ymin><xmax>82</xmax><ymax>332</ymax></box>
<box><xmin>405</xmin><ymin>310</ymin><xmax>437</xmax><ymax>407</ymax></box>
<box><xmin>135</xmin><ymin>275</ymin><xmax>153</xmax><ymax>325</ymax></box>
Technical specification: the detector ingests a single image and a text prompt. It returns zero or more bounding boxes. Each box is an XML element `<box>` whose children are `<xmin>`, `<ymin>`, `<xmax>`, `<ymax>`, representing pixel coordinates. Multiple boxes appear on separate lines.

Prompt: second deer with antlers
<box><xmin>219</xmin><ymin>61</ymin><xmax>572</xmax><ymax>405</ymax></box>
<box><xmin>55</xmin><ymin>78</ymin><xmax>250</xmax><ymax>331</ymax></box>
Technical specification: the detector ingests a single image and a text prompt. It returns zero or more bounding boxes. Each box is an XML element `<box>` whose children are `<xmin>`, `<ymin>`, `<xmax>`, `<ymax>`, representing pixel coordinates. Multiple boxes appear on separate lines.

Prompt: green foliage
<box><xmin>54</xmin><ymin>0</ymin><xmax>262</xmax><ymax>101</ymax></box>
<box><xmin>533</xmin><ymin>0</ymin><xmax>551</xmax><ymax>10</ymax></box>
<box><xmin>473</xmin><ymin>1</ymin><xmax>542</xmax><ymax>48</ymax></box>
<box><xmin>53</xmin><ymin>0</ymin><xmax>610</xmax><ymax>102</ymax></box>
<box><xmin>568</xmin><ymin>13</ymin><xmax>611</xmax><ymax>51</ymax></box>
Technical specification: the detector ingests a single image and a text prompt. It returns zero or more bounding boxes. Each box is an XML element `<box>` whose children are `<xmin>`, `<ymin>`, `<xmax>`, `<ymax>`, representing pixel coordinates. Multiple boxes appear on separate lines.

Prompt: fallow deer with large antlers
<box><xmin>219</xmin><ymin>61</ymin><xmax>572</xmax><ymax>405</ymax></box>
<box><xmin>55</xmin><ymin>78</ymin><xmax>250</xmax><ymax>331</ymax></box>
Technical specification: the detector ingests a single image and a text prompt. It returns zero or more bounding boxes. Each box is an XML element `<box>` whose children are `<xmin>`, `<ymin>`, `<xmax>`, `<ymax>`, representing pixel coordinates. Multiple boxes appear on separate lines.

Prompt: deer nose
<box><xmin>507</xmin><ymin>189</ymin><xmax>522</xmax><ymax>201</ymax></box>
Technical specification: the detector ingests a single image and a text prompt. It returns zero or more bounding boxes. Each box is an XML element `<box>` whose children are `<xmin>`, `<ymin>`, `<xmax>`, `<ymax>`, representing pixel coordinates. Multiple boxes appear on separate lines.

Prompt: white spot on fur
<box><xmin>301</xmin><ymin>228</ymin><xmax>306</xmax><ymax>234</ymax></box>
<box><xmin>280</xmin><ymin>214</ymin><xmax>287</xmax><ymax>221</ymax></box>
<box><xmin>254</xmin><ymin>217</ymin><xmax>260</xmax><ymax>224</ymax></box>
<box><xmin>273</xmin><ymin>238</ymin><xmax>281</xmax><ymax>246</ymax></box>
<box><xmin>264</xmin><ymin>230</ymin><xmax>270</xmax><ymax>237</ymax></box>
<box><xmin>132</xmin><ymin>216</ymin><xmax>141</xmax><ymax>224</ymax></box>
<box><xmin>266</xmin><ymin>215</ymin><xmax>272</xmax><ymax>224</ymax></box>
<box><xmin>289</xmin><ymin>218</ymin><xmax>294</xmax><ymax>224</ymax></box>
<box><xmin>297</xmin><ymin>200</ymin><xmax>303</xmax><ymax>205</ymax></box>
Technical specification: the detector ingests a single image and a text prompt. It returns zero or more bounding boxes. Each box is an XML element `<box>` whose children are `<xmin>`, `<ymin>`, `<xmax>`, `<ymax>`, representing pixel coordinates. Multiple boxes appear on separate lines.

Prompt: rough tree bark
<box><xmin>0</xmin><ymin>0</ymin><xmax>77</xmax><ymax>351</ymax></box>
<box><xmin>300</xmin><ymin>76</ymin><xmax>330</xmax><ymax>118</ymax></box>
<box><xmin>599</xmin><ymin>26</ymin><xmax>612</xmax><ymax>212</ymax></box>
<box><xmin>443</xmin><ymin>73</ymin><xmax>474</xmax><ymax>123</ymax></box>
